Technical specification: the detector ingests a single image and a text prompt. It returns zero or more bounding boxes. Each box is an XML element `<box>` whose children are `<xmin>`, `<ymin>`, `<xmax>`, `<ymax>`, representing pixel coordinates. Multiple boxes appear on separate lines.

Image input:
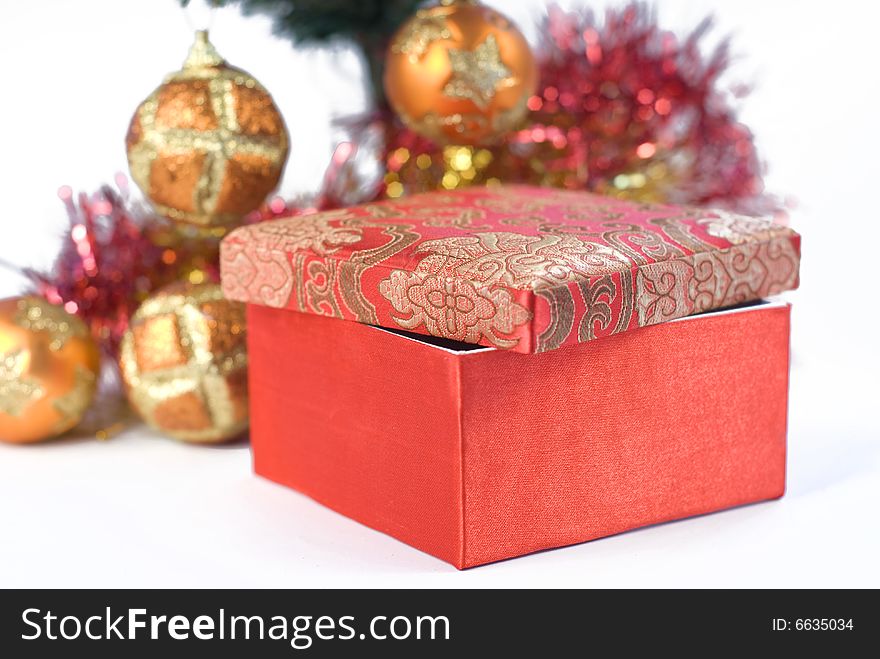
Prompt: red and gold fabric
<box><xmin>220</xmin><ymin>185</ymin><xmax>800</xmax><ymax>353</ymax></box>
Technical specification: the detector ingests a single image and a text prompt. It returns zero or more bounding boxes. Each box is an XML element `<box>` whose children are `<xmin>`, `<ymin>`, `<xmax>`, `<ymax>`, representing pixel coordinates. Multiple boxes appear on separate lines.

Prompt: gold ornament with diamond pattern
<box><xmin>384</xmin><ymin>0</ymin><xmax>537</xmax><ymax>145</ymax></box>
<box><xmin>126</xmin><ymin>31</ymin><xmax>289</xmax><ymax>237</ymax></box>
<box><xmin>0</xmin><ymin>297</ymin><xmax>100</xmax><ymax>444</ymax></box>
<box><xmin>119</xmin><ymin>282</ymin><xmax>248</xmax><ymax>443</ymax></box>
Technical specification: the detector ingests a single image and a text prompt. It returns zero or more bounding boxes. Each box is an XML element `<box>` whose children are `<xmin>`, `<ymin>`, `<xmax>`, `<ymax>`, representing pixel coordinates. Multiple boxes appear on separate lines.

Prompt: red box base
<box><xmin>247</xmin><ymin>301</ymin><xmax>790</xmax><ymax>568</ymax></box>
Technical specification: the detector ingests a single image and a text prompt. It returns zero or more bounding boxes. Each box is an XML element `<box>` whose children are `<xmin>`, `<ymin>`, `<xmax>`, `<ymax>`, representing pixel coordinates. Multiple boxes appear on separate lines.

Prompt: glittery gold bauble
<box><xmin>0</xmin><ymin>297</ymin><xmax>100</xmax><ymax>444</ymax></box>
<box><xmin>126</xmin><ymin>30</ymin><xmax>289</xmax><ymax>236</ymax></box>
<box><xmin>384</xmin><ymin>0</ymin><xmax>537</xmax><ymax>145</ymax></box>
<box><xmin>119</xmin><ymin>282</ymin><xmax>248</xmax><ymax>443</ymax></box>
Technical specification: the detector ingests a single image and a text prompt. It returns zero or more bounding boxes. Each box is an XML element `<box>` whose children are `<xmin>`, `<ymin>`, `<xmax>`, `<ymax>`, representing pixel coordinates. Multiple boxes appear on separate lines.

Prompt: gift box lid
<box><xmin>220</xmin><ymin>185</ymin><xmax>800</xmax><ymax>353</ymax></box>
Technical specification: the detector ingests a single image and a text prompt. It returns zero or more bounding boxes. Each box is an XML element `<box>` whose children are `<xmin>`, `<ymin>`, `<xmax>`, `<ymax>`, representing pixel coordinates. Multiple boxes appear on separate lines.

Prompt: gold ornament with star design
<box><xmin>0</xmin><ymin>297</ymin><xmax>100</xmax><ymax>444</ymax></box>
<box><xmin>119</xmin><ymin>282</ymin><xmax>248</xmax><ymax>443</ymax></box>
<box><xmin>384</xmin><ymin>0</ymin><xmax>536</xmax><ymax>145</ymax></box>
<box><xmin>126</xmin><ymin>30</ymin><xmax>290</xmax><ymax>237</ymax></box>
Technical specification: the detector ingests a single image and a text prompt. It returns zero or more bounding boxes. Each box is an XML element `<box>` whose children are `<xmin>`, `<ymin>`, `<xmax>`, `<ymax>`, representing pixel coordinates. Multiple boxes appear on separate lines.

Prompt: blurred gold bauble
<box><xmin>0</xmin><ymin>297</ymin><xmax>100</xmax><ymax>444</ymax></box>
<box><xmin>126</xmin><ymin>30</ymin><xmax>289</xmax><ymax>237</ymax></box>
<box><xmin>384</xmin><ymin>0</ymin><xmax>537</xmax><ymax>145</ymax></box>
<box><xmin>119</xmin><ymin>282</ymin><xmax>248</xmax><ymax>443</ymax></box>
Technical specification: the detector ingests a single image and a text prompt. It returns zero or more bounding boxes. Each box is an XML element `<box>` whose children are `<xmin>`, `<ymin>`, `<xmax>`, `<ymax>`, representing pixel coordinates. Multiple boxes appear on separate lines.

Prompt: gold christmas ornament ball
<box><xmin>126</xmin><ymin>30</ymin><xmax>289</xmax><ymax>236</ymax></box>
<box><xmin>0</xmin><ymin>297</ymin><xmax>100</xmax><ymax>444</ymax></box>
<box><xmin>384</xmin><ymin>0</ymin><xmax>537</xmax><ymax>145</ymax></box>
<box><xmin>119</xmin><ymin>282</ymin><xmax>248</xmax><ymax>443</ymax></box>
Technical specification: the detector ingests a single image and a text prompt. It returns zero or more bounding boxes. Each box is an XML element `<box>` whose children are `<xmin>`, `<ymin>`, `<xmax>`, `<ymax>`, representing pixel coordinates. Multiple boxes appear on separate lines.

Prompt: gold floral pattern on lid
<box><xmin>220</xmin><ymin>185</ymin><xmax>801</xmax><ymax>353</ymax></box>
<box><xmin>380</xmin><ymin>271</ymin><xmax>531</xmax><ymax>350</ymax></box>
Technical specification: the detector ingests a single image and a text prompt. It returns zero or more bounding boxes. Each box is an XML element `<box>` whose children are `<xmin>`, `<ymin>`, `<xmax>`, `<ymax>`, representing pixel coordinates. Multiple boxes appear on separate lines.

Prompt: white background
<box><xmin>0</xmin><ymin>0</ymin><xmax>878</xmax><ymax>587</ymax></box>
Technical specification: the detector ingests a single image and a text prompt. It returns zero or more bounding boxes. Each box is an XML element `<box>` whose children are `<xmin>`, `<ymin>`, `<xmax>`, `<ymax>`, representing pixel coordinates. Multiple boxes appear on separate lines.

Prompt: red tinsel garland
<box><xmin>19</xmin><ymin>178</ymin><xmax>190</xmax><ymax>360</ymax></box>
<box><xmin>382</xmin><ymin>1</ymin><xmax>772</xmax><ymax>213</ymax></box>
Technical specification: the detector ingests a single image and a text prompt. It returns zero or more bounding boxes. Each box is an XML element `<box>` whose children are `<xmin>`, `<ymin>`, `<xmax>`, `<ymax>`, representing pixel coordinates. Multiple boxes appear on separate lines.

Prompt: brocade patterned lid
<box><xmin>220</xmin><ymin>185</ymin><xmax>800</xmax><ymax>353</ymax></box>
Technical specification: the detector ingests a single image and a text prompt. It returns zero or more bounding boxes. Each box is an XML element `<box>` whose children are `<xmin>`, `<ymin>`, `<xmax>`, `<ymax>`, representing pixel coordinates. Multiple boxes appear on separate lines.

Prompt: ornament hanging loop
<box><xmin>181</xmin><ymin>0</ymin><xmax>219</xmax><ymax>34</ymax></box>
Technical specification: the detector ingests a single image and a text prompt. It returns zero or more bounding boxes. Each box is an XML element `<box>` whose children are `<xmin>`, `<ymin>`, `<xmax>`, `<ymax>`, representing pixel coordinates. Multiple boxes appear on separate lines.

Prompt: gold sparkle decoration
<box><xmin>14</xmin><ymin>297</ymin><xmax>86</xmax><ymax>351</ymax></box>
<box><xmin>126</xmin><ymin>30</ymin><xmax>290</xmax><ymax>237</ymax></box>
<box><xmin>392</xmin><ymin>10</ymin><xmax>452</xmax><ymax>61</ymax></box>
<box><xmin>0</xmin><ymin>349</ymin><xmax>44</xmax><ymax>417</ymax></box>
<box><xmin>119</xmin><ymin>282</ymin><xmax>248</xmax><ymax>443</ymax></box>
<box><xmin>0</xmin><ymin>296</ymin><xmax>100</xmax><ymax>444</ymax></box>
<box><xmin>52</xmin><ymin>365</ymin><xmax>97</xmax><ymax>432</ymax></box>
<box><xmin>384</xmin><ymin>0</ymin><xmax>537</xmax><ymax>145</ymax></box>
<box><xmin>443</xmin><ymin>34</ymin><xmax>513</xmax><ymax>109</ymax></box>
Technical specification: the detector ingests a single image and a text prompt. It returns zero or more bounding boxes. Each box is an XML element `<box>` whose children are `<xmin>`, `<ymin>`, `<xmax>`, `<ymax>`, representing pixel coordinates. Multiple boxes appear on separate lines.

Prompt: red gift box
<box><xmin>221</xmin><ymin>186</ymin><xmax>800</xmax><ymax>568</ymax></box>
